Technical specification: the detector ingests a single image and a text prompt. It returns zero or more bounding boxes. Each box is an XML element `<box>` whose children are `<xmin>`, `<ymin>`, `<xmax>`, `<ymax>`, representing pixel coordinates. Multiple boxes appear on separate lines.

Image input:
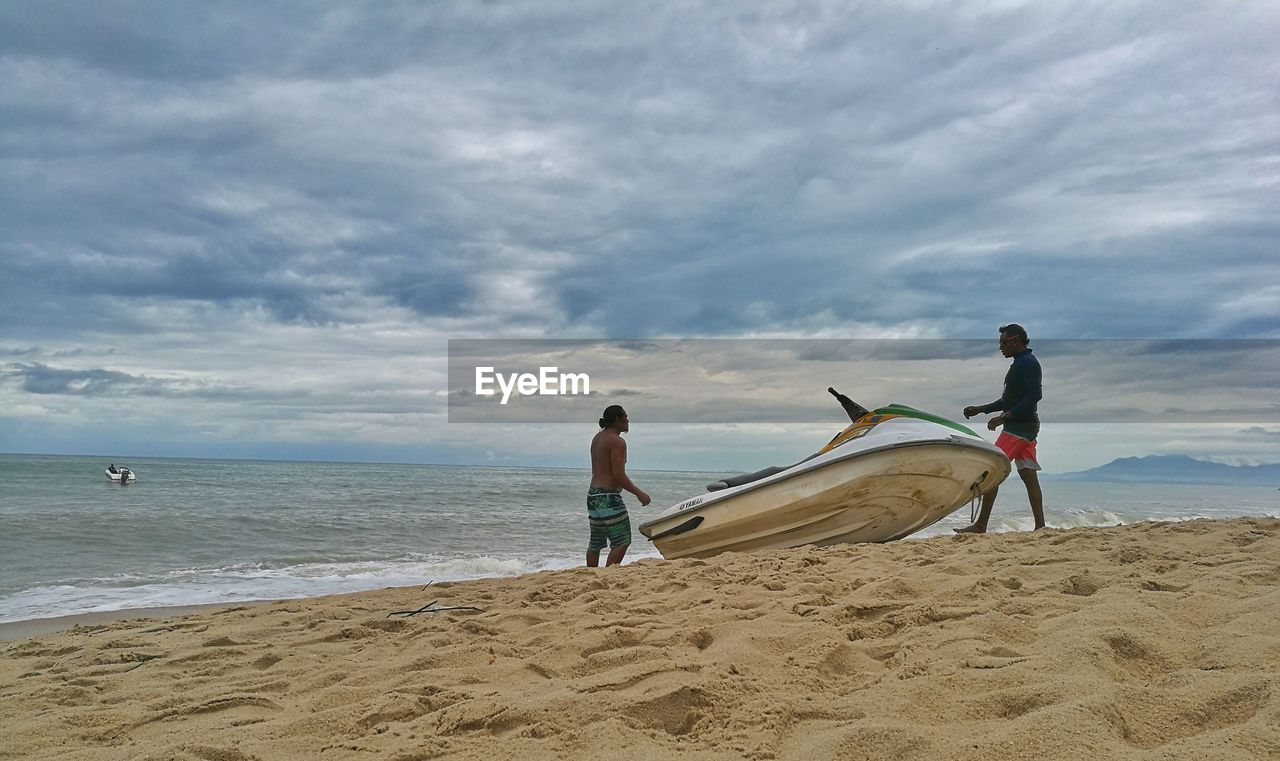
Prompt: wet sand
<box><xmin>0</xmin><ymin>602</ymin><xmax>273</xmax><ymax>642</ymax></box>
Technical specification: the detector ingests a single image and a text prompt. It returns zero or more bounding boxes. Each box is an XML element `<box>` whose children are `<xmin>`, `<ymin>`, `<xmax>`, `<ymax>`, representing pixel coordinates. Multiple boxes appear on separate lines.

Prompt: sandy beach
<box><xmin>2</xmin><ymin>517</ymin><xmax>1277</xmax><ymax>760</ymax></box>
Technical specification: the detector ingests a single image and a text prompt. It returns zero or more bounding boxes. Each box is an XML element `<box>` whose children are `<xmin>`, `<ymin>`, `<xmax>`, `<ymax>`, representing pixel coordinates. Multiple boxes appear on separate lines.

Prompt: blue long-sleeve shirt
<box><xmin>981</xmin><ymin>348</ymin><xmax>1042</xmax><ymax>440</ymax></box>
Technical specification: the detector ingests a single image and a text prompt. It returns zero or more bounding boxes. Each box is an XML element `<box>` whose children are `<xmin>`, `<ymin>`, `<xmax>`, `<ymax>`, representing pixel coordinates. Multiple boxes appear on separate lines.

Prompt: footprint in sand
<box><xmin>1139</xmin><ymin>579</ymin><xmax>1189</xmax><ymax>592</ymax></box>
<box><xmin>1059</xmin><ymin>574</ymin><xmax>1101</xmax><ymax>596</ymax></box>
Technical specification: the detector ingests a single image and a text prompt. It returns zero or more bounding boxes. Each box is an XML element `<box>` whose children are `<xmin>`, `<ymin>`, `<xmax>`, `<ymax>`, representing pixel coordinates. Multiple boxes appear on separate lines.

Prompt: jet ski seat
<box><xmin>707</xmin><ymin>465</ymin><xmax>788</xmax><ymax>492</ymax></box>
<box><xmin>706</xmin><ymin>451</ymin><xmax>823</xmax><ymax>492</ymax></box>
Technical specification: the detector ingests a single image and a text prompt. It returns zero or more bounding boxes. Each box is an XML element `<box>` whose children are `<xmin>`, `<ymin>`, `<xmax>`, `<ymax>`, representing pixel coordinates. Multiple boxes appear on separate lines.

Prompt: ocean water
<box><xmin>1</xmin><ymin>453</ymin><xmax>1277</xmax><ymax>624</ymax></box>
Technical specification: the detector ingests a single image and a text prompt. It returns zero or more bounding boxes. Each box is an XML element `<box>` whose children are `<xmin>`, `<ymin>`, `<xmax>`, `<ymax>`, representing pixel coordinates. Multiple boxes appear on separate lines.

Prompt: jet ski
<box><xmin>105</xmin><ymin>465</ymin><xmax>137</xmax><ymax>483</ymax></box>
<box><xmin>638</xmin><ymin>389</ymin><xmax>1010</xmax><ymax>559</ymax></box>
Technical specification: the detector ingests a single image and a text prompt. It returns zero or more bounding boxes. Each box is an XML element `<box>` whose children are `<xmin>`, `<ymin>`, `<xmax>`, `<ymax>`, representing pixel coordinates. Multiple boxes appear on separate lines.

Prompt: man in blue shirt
<box><xmin>955</xmin><ymin>323</ymin><xmax>1046</xmax><ymax>533</ymax></box>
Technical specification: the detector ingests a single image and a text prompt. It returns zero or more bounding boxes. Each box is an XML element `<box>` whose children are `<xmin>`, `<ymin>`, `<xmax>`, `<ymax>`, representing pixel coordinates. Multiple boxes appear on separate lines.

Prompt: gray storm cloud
<box><xmin>1</xmin><ymin>2</ymin><xmax>1276</xmax><ymax>467</ymax></box>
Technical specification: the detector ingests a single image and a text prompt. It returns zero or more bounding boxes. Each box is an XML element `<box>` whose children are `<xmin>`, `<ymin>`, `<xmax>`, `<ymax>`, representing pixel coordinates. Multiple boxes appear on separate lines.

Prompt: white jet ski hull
<box><xmin>639</xmin><ymin>416</ymin><xmax>1009</xmax><ymax>559</ymax></box>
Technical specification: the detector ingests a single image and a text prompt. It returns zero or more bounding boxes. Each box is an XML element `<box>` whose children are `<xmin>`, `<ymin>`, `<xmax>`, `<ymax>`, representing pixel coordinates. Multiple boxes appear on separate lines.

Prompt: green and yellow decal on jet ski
<box><xmin>819</xmin><ymin>404</ymin><xmax>980</xmax><ymax>455</ymax></box>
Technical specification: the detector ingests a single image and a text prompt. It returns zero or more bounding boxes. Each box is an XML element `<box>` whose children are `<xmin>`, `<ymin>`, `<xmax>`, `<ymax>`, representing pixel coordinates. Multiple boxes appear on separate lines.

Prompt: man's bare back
<box><xmin>590</xmin><ymin>428</ymin><xmax>626</xmax><ymax>489</ymax></box>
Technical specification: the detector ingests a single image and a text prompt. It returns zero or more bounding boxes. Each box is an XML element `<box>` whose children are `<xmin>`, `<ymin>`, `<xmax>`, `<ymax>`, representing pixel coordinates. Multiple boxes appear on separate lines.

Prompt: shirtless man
<box><xmin>587</xmin><ymin>405</ymin><xmax>651</xmax><ymax>567</ymax></box>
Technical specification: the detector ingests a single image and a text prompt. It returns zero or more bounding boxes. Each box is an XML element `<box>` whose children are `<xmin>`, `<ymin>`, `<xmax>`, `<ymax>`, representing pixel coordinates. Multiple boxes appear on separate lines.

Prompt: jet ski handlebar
<box><xmin>828</xmin><ymin>387</ymin><xmax>870</xmax><ymax>422</ymax></box>
<box><xmin>705</xmin><ymin>388</ymin><xmax>869</xmax><ymax>493</ymax></box>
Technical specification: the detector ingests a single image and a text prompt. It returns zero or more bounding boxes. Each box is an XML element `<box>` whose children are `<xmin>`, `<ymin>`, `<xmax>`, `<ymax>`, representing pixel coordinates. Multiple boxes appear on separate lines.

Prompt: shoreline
<box><xmin>0</xmin><ymin>512</ymin><xmax>1273</xmax><ymax>642</ymax></box>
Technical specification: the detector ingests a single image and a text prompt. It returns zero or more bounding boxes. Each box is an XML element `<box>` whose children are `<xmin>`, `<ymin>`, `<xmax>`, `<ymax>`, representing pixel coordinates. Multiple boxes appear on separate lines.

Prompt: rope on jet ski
<box><xmin>967</xmin><ymin>480</ymin><xmax>985</xmax><ymax>524</ymax></box>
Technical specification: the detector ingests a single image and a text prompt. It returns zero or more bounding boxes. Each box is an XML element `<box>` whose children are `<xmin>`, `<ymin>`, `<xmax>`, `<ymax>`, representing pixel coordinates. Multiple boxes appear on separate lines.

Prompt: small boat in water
<box><xmin>638</xmin><ymin>389</ymin><xmax>1010</xmax><ymax>559</ymax></box>
<box><xmin>105</xmin><ymin>465</ymin><xmax>137</xmax><ymax>483</ymax></box>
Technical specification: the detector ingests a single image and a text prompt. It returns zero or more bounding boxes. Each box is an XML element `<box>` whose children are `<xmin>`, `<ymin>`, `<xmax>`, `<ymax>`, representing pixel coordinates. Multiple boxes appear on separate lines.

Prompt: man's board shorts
<box><xmin>995</xmin><ymin>431</ymin><xmax>1040</xmax><ymax>471</ymax></box>
<box><xmin>587</xmin><ymin>487</ymin><xmax>631</xmax><ymax>551</ymax></box>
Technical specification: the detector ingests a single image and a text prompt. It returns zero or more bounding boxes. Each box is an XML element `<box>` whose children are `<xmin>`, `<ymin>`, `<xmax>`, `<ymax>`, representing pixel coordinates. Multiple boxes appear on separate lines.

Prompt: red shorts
<box><xmin>995</xmin><ymin>431</ymin><xmax>1040</xmax><ymax>471</ymax></box>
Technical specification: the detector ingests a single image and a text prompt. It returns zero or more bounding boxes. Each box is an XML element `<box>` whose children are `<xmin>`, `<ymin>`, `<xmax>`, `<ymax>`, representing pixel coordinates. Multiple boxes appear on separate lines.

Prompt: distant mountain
<box><xmin>1051</xmin><ymin>455</ymin><xmax>1280</xmax><ymax>486</ymax></box>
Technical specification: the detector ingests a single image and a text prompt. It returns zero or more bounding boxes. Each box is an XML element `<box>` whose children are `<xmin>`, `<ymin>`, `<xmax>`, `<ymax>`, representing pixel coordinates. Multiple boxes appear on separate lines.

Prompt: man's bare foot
<box><xmin>953</xmin><ymin>524</ymin><xmax>987</xmax><ymax>534</ymax></box>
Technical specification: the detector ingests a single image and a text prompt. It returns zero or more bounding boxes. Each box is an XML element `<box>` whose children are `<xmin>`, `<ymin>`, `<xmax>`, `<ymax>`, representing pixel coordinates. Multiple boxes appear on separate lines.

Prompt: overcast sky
<box><xmin>1</xmin><ymin>2</ymin><xmax>1277</xmax><ymax>472</ymax></box>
